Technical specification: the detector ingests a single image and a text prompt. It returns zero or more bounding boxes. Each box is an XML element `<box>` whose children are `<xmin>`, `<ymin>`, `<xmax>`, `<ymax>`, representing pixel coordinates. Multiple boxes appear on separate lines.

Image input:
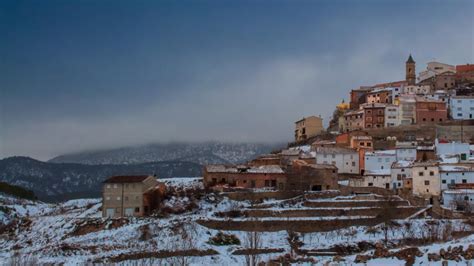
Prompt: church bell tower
<box><xmin>406</xmin><ymin>54</ymin><xmax>416</xmax><ymax>85</ymax></box>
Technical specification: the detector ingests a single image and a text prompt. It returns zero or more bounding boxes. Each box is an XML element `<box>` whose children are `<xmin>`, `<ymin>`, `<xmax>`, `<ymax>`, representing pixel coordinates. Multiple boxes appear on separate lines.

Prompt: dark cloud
<box><xmin>0</xmin><ymin>0</ymin><xmax>473</xmax><ymax>160</ymax></box>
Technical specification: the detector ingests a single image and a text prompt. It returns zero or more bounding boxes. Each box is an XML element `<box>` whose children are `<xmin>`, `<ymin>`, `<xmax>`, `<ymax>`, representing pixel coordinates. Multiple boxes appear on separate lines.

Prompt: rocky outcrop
<box><xmin>428</xmin><ymin>245</ymin><xmax>474</xmax><ymax>262</ymax></box>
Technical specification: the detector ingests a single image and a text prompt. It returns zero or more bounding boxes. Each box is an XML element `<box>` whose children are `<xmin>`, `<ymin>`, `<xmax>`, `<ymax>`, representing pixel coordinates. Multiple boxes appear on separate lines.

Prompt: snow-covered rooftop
<box><xmin>443</xmin><ymin>189</ymin><xmax>474</xmax><ymax>194</ymax></box>
<box><xmin>365</xmin><ymin>150</ymin><xmax>396</xmax><ymax>156</ymax></box>
<box><xmin>392</xmin><ymin>160</ymin><xmax>412</xmax><ymax>168</ymax></box>
<box><xmin>364</xmin><ymin>169</ymin><xmax>391</xmax><ymax>176</ymax></box>
<box><xmin>439</xmin><ymin>164</ymin><xmax>474</xmax><ymax>172</ymax></box>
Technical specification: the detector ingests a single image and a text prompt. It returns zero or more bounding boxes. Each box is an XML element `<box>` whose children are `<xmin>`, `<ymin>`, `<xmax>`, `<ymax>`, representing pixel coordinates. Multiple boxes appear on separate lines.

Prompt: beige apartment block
<box><xmin>294</xmin><ymin>116</ymin><xmax>323</xmax><ymax>142</ymax></box>
<box><xmin>102</xmin><ymin>175</ymin><xmax>159</xmax><ymax>218</ymax></box>
<box><xmin>411</xmin><ymin>162</ymin><xmax>440</xmax><ymax>199</ymax></box>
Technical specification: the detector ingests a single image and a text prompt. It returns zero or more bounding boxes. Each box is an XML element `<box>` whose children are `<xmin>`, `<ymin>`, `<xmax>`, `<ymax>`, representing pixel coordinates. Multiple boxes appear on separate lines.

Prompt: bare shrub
<box><xmin>8</xmin><ymin>252</ymin><xmax>39</xmax><ymax>266</ymax></box>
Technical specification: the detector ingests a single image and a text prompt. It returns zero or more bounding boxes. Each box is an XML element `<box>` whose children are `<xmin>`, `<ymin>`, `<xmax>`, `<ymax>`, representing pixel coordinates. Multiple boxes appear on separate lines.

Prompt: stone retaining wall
<box><xmin>240</xmin><ymin>206</ymin><xmax>422</xmax><ymax>218</ymax></box>
<box><xmin>224</xmin><ymin>191</ymin><xmax>303</xmax><ymax>201</ymax></box>
<box><xmin>303</xmin><ymin>200</ymin><xmax>408</xmax><ymax>208</ymax></box>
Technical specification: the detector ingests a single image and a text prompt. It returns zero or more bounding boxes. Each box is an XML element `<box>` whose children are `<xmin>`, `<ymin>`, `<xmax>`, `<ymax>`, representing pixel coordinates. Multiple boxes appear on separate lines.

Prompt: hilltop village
<box><xmin>3</xmin><ymin>56</ymin><xmax>474</xmax><ymax>265</ymax></box>
<box><xmin>101</xmin><ymin>56</ymin><xmax>474</xmax><ymax>218</ymax></box>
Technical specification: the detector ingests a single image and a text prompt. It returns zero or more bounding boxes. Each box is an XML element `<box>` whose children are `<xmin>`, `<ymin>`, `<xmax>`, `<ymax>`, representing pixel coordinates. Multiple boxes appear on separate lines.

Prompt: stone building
<box><xmin>203</xmin><ymin>165</ymin><xmax>286</xmax><ymax>190</ymax></box>
<box><xmin>418</xmin><ymin>61</ymin><xmax>455</xmax><ymax>84</ymax></box>
<box><xmin>416</xmin><ymin>145</ymin><xmax>436</xmax><ymax>161</ymax></box>
<box><xmin>403</xmin><ymin>84</ymin><xmax>431</xmax><ymax>95</ymax></box>
<box><xmin>102</xmin><ymin>175</ymin><xmax>160</xmax><ymax>218</ymax></box>
<box><xmin>349</xmin><ymin>87</ymin><xmax>372</xmax><ymax>109</ymax></box>
<box><xmin>294</xmin><ymin>116</ymin><xmax>323</xmax><ymax>142</ymax></box>
<box><xmin>203</xmin><ymin>161</ymin><xmax>338</xmax><ymax>192</ymax></box>
<box><xmin>366</xmin><ymin>88</ymin><xmax>392</xmax><ymax>104</ymax></box>
<box><xmin>285</xmin><ymin>160</ymin><xmax>338</xmax><ymax>191</ymax></box>
<box><xmin>343</xmin><ymin>109</ymin><xmax>364</xmax><ymax>132</ymax></box>
<box><xmin>349</xmin><ymin>169</ymin><xmax>391</xmax><ymax>189</ymax></box>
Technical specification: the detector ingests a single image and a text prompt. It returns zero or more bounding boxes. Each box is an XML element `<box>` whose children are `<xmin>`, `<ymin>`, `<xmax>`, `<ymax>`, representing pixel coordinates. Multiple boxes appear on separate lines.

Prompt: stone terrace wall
<box><xmin>224</xmin><ymin>191</ymin><xmax>303</xmax><ymax>201</ymax></box>
<box><xmin>198</xmin><ymin>218</ymin><xmax>381</xmax><ymax>232</ymax></box>
<box><xmin>240</xmin><ymin>207</ymin><xmax>422</xmax><ymax>218</ymax></box>
<box><xmin>339</xmin><ymin>186</ymin><xmax>395</xmax><ymax>196</ymax></box>
<box><xmin>303</xmin><ymin>200</ymin><xmax>409</xmax><ymax>208</ymax></box>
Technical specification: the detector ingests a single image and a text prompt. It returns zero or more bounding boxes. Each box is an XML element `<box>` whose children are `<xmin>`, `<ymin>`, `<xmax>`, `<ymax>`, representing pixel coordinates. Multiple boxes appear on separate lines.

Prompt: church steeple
<box><xmin>406</xmin><ymin>54</ymin><xmax>416</xmax><ymax>85</ymax></box>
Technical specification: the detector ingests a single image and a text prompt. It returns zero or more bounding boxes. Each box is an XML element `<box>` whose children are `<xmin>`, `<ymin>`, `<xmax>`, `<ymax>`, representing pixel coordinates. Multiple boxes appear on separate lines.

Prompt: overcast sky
<box><xmin>1</xmin><ymin>0</ymin><xmax>473</xmax><ymax>160</ymax></box>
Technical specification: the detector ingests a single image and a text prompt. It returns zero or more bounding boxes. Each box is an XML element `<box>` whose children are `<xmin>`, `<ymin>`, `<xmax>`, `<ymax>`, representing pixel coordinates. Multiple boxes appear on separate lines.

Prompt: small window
<box><xmin>442</xmin><ymin>180</ymin><xmax>446</xmax><ymax>184</ymax></box>
<box><xmin>463</xmin><ymin>179</ymin><xmax>467</xmax><ymax>183</ymax></box>
<box><xmin>429</xmin><ymin>171</ymin><xmax>434</xmax><ymax>176</ymax></box>
<box><xmin>106</xmin><ymin>184</ymin><xmax>111</xmax><ymax>189</ymax></box>
<box><xmin>135</xmin><ymin>207</ymin><xmax>140</xmax><ymax>212</ymax></box>
<box><xmin>117</xmin><ymin>196</ymin><xmax>121</xmax><ymax>201</ymax></box>
<box><xmin>424</xmin><ymin>180</ymin><xmax>430</xmax><ymax>185</ymax></box>
<box><xmin>113</xmin><ymin>184</ymin><xmax>118</xmax><ymax>188</ymax></box>
<box><xmin>419</xmin><ymin>172</ymin><xmax>424</xmax><ymax>176</ymax></box>
<box><xmin>106</xmin><ymin>196</ymin><xmax>110</xmax><ymax>201</ymax></box>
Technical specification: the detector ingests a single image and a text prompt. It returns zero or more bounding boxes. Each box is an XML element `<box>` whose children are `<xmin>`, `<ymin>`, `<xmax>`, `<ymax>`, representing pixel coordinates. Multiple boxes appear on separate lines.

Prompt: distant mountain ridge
<box><xmin>0</xmin><ymin>156</ymin><xmax>202</xmax><ymax>202</ymax></box>
<box><xmin>48</xmin><ymin>142</ymin><xmax>283</xmax><ymax>165</ymax></box>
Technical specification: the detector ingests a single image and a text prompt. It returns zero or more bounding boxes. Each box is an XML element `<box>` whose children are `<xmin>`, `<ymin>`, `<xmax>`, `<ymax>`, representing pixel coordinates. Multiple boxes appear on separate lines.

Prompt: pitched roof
<box><xmin>103</xmin><ymin>175</ymin><xmax>151</xmax><ymax>183</ymax></box>
<box><xmin>406</xmin><ymin>54</ymin><xmax>415</xmax><ymax>63</ymax></box>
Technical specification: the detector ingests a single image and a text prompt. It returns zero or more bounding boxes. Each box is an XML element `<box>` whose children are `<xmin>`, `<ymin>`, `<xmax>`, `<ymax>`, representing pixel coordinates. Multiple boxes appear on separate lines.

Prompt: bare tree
<box><xmin>167</xmin><ymin>222</ymin><xmax>198</xmax><ymax>265</ymax></box>
<box><xmin>378</xmin><ymin>196</ymin><xmax>398</xmax><ymax>244</ymax></box>
<box><xmin>244</xmin><ymin>218</ymin><xmax>262</xmax><ymax>266</ymax></box>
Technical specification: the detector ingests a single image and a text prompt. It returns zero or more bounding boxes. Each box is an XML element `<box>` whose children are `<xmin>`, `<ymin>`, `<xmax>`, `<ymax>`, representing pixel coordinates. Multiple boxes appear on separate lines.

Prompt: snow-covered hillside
<box><xmin>0</xmin><ymin>157</ymin><xmax>202</xmax><ymax>201</ymax></box>
<box><xmin>48</xmin><ymin>142</ymin><xmax>283</xmax><ymax>165</ymax></box>
<box><xmin>1</xmin><ymin>179</ymin><xmax>473</xmax><ymax>265</ymax></box>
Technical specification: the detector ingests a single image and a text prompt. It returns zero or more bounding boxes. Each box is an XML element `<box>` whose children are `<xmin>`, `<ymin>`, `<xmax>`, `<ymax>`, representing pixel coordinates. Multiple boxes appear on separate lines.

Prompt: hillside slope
<box><xmin>0</xmin><ymin>157</ymin><xmax>201</xmax><ymax>202</ymax></box>
<box><xmin>1</xmin><ymin>181</ymin><xmax>473</xmax><ymax>265</ymax></box>
<box><xmin>48</xmin><ymin>142</ymin><xmax>283</xmax><ymax>165</ymax></box>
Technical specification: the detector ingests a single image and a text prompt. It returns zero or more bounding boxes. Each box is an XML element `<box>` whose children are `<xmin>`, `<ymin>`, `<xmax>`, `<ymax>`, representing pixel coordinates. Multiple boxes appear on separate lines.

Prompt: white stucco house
<box><xmin>391</xmin><ymin>160</ymin><xmax>413</xmax><ymax>190</ymax></box>
<box><xmin>364</xmin><ymin>150</ymin><xmax>397</xmax><ymax>172</ymax></box>
<box><xmin>442</xmin><ymin>189</ymin><xmax>474</xmax><ymax>211</ymax></box>
<box><xmin>385</xmin><ymin>105</ymin><xmax>400</xmax><ymax>127</ymax></box>
<box><xmin>435</xmin><ymin>139</ymin><xmax>470</xmax><ymax>161</ymax></box>
<box><xmin>449</xmin><ymin>96</ymin><xmax>474</xmax><ymax>120</ymax></box>
<box><xmin>315</xmin><ymin>147</ymin><xmax>359</xmax><ymax>174</ymax></box>
<box><xmin>395</xmin><ymin>141</ymin><xmax>417</xmax><ymax>161</ymax></box>
<box><xmin>439</xmin><ymin>164</ymin><xmax>474</xmax><ymax>190</ymax></box>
